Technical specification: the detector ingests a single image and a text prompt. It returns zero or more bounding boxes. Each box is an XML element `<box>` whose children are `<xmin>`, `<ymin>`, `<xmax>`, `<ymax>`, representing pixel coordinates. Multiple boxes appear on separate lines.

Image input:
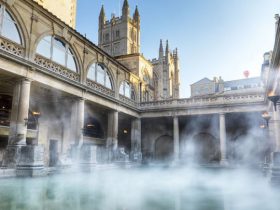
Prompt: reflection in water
<box><xmin>0</xmin><ymin>167</ymin><xmax>279</xmax><ymax>210</ymax></box>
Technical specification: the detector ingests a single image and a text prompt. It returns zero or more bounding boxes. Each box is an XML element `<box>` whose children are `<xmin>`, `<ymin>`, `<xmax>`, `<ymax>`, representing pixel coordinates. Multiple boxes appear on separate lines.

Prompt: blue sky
<box><xmin>76</xmin><ymin>0</ymin><xmax>280</xmax><ymax>98</ymax></box>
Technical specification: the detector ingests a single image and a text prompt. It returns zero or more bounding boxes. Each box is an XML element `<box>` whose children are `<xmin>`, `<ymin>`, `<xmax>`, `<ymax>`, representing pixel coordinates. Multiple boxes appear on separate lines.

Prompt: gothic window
<box><xmin>143</xmin><ymin>90</ymin><xmax>149</xmax><ymax>102</ymax></box>
<box><xmin>105</xmin><ymin>33</ymin><xmax>109</xmax><ymax>42</ymax></box>
<box><xmin>119</xmin><ymin>81</ymin><xmax>135</xmax><ymax>100</ymax></box>
<box><xmin>131</xmin><ymin>29</ymin><xmax>134</xmax><ymax>41</ymax></box>
<box><xmin>87</xmin><ymin>63</ymin><xmax>113</xmax><ymax>90</ymax></box>
<box><xmin>0</xmin><ymin>5</ymin><xmax>22</xmax><ymax>44</ymax></box>
<box><xmin>36</xmin><ymin>36</ymin><xmax>77</xmax><ymax>72</ymax></box>
<box><xmin>143</xmin><ymin>71</ymin><xmax>150</xmax><ymax>85</ymax></box>
<box><xmin>116</xmin><ymin>30</ymin><xmax>120</xmax><ymax>39</ymax></box>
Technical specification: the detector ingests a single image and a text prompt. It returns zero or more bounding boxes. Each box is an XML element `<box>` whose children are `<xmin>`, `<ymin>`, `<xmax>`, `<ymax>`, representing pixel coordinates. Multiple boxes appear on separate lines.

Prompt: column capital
<box><xmin>14</xmin><ymin>77</ymin><xmax>32</xmax><ymax>85</ymax></box>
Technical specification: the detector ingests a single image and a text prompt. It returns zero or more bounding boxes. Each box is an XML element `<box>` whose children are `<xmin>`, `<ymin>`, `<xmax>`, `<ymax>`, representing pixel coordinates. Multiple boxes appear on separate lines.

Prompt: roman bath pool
<box><xmin>0</xmin><ymin>166</ymin><xmax>279</xmax><ymax>210</ymax></box>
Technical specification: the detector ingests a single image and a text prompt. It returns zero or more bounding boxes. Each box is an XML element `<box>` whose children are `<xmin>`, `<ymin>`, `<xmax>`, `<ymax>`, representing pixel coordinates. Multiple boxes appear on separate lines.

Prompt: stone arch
<box><xmin>1</xmin><ymin>2</ymin><xmax>28</xmax><ymax>48</ymax></box>
<box><xmin>190</xmin><ymin>132</ymin><xmax>220</xmax><ymax>163</ymax></box>
<box><xmin>85</xmin><ymin>60</ymin><xmax>116</xmax><ymax>91</ymax></box>
<box><xmin>0</xmin><ymin>94</ymin><xmax>12</xmax><ymax>127</ymax></box>
<box><xmin>83</xmin><ymin>116</ymin><xmax>105</xmax><ymax>139</ymax></box>
<box><xmin>154</xmin><ymin>135</ymin><xmax>173</xmax><ymax>161</ymax></box>
<box><xmin>34</xmin><ymin>34</ymin><xmax>81</xmax><ymax>74</ymax></box>
<box><xmin>119</xmin><ymin>80</ymin><xmax>137</xmax><ymax>100</ymax></box>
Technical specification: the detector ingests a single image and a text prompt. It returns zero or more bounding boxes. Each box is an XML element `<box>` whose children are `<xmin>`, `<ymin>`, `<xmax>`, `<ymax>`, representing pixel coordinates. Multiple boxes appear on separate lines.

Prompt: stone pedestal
<box><xmin>80</xmin><ymin>145</ymin><xmax>98</xmax><ymax>164</ymax></box>
<box><xmin>270</xmin><ymin>152</ymin><xmax>280</xmax><ymax>185</ymax></box>
<box><xmin>2</xmin><ymin>145</ymin><xmax>22</xmax><ymax>168</ymax></box>
<box><xmin>130</xmin><ymin>118</ymin><xmax>142</xmax><ymax>163</ymax></box>
<box><xmin>80</xmin><ymin>145</ymin><xmax>98</xmax><ymax>172</ymax></box>
<box><xmin>16</xmin><ymin>145</ymin><xmax>45</xmax><ymax>177</ymax></box>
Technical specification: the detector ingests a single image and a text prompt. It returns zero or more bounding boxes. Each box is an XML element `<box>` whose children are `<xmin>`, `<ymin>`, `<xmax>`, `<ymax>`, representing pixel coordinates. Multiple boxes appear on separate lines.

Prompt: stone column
<box><xmin>219</xmin><ymin>113</ymin><xmax>227</xmax><ymax>165</ymax></box>
<box><xmin>77</xmin><ymin>98</ymin><xmax>85</xmax><ymax>149</ymax></box>
<box><xmin>107</xmin><ymin>111</ymin><xmax>118</xmax><ymax>161</ymax></box>
<box><xmin>10</xmin><ymin>79</ymin><xmax>31</xmax><ymax>145</ymax></box>
<box><xmin>131</xmin><ymin>118</ymin><xmax>142</xmax><ymax>162</ymax></box>
<box><xmin>3</xmin><ymin>79</ymin><xmax>31</xmax><ymax>168</ymax></box>
<box><xmin>270</xmin><ymin>108</ymin><xmax>280</xmax><ymax>185</ymax></box>
<box><xmin>173</xmin><ymin>116</ymin><xmax>180</xmax><ymax>162</ymax></box>
<box><xmin>273</xmin><ymin>109</ymin><xmax>280</xmax><ymax>151</ymax></box>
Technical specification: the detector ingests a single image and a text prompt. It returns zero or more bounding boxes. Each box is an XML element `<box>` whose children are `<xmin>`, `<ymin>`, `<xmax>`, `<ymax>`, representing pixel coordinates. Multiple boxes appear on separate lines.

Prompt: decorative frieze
<box><xmin>34</xmin><ymin>54</ymin><xmax>80</xmax><ymax>82</ymax></box>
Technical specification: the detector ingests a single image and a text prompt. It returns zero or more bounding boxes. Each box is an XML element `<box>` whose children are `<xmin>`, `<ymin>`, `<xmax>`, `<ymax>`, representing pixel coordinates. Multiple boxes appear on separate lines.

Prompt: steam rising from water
<box><xmin>0</xmin><ymin>167</ymin><xmax>279</xmax><ymax>210</ymax></box>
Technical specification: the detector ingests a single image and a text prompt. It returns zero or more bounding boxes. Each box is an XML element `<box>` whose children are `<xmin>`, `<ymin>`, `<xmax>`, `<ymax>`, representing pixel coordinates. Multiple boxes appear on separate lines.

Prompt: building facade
<box><xmin>0</xmin><ymin>0</ymin><xmax>275</xmax><ymax>175</ymax></box>
<box><xmin>191</xmin><ymin>76</ymin><xmax>263</xmax><ymax>97</ymax></box>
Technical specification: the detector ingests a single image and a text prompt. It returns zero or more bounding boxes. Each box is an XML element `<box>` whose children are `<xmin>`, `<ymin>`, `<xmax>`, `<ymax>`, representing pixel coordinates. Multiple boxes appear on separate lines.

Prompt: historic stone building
<box><xmin>191</xmin><ymin>76</ymin><xmax>263</xmax><ymax>97</ymax></box>
<box><xmin>98</xmin><ymin>0</ymin><xmax>180</xmax><ymax>101</ymax></box>
<box><xmin>0</xmin><ymin>0</ymin><xmax>276</xmax><ymax>176</ymax></box>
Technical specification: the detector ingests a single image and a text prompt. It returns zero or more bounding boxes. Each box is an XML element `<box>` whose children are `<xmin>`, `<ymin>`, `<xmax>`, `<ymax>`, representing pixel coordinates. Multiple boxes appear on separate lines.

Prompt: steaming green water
<box><xmin>0</xmin><ymin>167</ymin><xmax>278</xmax><ymax>210</ymax></box>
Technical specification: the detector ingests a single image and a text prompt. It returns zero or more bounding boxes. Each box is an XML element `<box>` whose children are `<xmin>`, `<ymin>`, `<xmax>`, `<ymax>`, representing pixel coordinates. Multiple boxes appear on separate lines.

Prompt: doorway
<box><xmin>49</xmin><ymin>139</ymin><xmax>58</xmax><ymax>167</ymax></box>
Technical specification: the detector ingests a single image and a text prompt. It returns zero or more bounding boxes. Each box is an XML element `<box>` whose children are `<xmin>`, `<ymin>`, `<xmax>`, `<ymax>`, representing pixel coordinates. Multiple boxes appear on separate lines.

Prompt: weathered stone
<box><xmin>2</xmin><ymin>145</ymin><xmax>22</xmax><ymax>168</ymax></box>
<box><xmin>16</xmin><ymin>145</ymin><xmax>45</xmax><ymax>177</ymax></box>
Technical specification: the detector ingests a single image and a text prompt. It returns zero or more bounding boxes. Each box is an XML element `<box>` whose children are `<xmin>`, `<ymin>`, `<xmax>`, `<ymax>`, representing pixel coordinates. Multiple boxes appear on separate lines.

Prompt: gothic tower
<box><xmin>98</xmin><ymin>0</ymin><xmax>141</xmax><ymax>57</ymax></box>
<box><xmin>152</xmin><ymin>40</ymin><xmax>180</xmax><ymax>100</ymax></box>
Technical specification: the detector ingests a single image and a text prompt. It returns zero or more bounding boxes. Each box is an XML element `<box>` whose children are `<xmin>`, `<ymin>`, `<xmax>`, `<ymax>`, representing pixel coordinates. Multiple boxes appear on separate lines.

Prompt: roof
<box><xmin>191</xmin><ymin>78</ymin><xmax>212</xmax><ymax>86</ymax></box>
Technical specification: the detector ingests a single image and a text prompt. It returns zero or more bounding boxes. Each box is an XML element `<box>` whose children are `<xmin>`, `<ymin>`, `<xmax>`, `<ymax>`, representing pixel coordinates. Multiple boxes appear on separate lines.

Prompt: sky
<box><xmin>76</xmin><ymin>0</ymin><xmax>280</xmax><ymax>98</ymax></box>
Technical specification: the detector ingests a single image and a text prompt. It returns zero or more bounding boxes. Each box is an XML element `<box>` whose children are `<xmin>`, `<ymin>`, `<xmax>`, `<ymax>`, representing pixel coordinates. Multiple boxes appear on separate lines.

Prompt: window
<box><xmin>87</xmin><ymin>63</ymin><xmax>113</xmax><ymax>89</ymax></box>
<box><xmin>116</xmin><ymin>30</ymin><xmax>120</xmax><ymax>39</ymax></box>
<box><xmin>0</xmin><ymin>5</ymin><xmax>22</xmax><ymax>44</ymax></box>
<box><xmin>105</xmin><ymin>33</ymin><xmax>109</xmax><ymax>42</ymax></box>
<box><xmin>143</xmin><ymin>91</ymin><xmax>149</xmax><ymax>102</ymax></box>
<box><xmin>119</xmin><ymin>81</ymin><xmax>135</xmax><ymax>100</ymax></box>
<box><xmin>36</xmin><ymin>36</ymin><xmax>77</xmax><ymax>72</ymax></box>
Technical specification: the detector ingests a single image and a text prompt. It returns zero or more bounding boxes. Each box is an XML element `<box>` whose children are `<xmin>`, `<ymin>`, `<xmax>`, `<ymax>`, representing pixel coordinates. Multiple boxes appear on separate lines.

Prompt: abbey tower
<box><xmin>98</xmin><ymin>0</ymin><xmax>180</xmax><ymax>101</ymax></box>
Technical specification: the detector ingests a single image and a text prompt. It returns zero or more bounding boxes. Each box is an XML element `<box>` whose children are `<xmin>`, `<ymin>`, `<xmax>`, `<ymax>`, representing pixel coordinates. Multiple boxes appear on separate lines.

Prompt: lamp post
<box><xmin>262</xmin><ymin>111</ymin><xmax>271</xmax><ymax>127</ymax></box>
<box><xmin>261</xmin><ymin>112</ymin><xmax>272</xmax><ymax>173</ymax></box>
<box><xmin>268</xmin><ymin>92</ymin><xmax>280</xmax><ymax>111</ymax></box>
<box><xmin>32</xmin><ymin>111</ymin><xmax>41</xmax><ymax>145</ymax></box>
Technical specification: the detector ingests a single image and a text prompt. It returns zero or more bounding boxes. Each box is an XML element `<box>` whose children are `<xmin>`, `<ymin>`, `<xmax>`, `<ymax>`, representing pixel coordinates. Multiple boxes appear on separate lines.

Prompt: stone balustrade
<box><xmin>34</xmin><ymin>54</ymin><xmax>80</xmax><ymax>82</ymax></box>
<box><xmin>86</xmin><ymin>79</ymin><xmax>115</xmax><ymax>98</ymax></box>
<box><xmin>0</xmin><ymin>37</ymin><xmax>24</xmax><ymax>57</ymax></box>
<box><xmin>139</xmin><ymin>92</ymin><xmax>265</xmax><ymax>110</ymax></box>
<box><xmin>119</xmin><ymin>95</ymin><xmax>138</xmax><ymax>107</ymax></box>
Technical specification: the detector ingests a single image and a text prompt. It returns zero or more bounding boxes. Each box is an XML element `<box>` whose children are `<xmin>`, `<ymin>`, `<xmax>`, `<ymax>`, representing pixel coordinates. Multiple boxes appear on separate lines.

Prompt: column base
<box><xmin>130</xmin><ymin>152</ymin><xmax>142</xmax><ymax>163</ymax></box>
<box><xmin>79</xmin><ymin>145</ymin><xmax>98</xmax><ymax>172</ymax></box>
<box><xmin>16</xmin><ymin>145</ymin><xmax>45</xmax><ymax>177</ymax></box>
<box><xmin>2</xmin><ymin>145</ymin><xmax>23</xmax><ymax>168</ymax></box>
<box><xmin>270</xmin><ymin>152</ymin><xmax>280</xmax><ymax>186</ymax></box>
<box><xmin>220</xmin><ymin>159</ymin><xmax>229</xmax><ymax>167</ymax></box>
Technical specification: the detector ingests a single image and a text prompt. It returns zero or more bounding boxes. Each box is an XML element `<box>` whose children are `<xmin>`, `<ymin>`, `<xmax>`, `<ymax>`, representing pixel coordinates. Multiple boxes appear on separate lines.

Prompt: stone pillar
<box><xmin>273</xmin><ymin>109</ymin><xmax>280</xmax><ymax>151</ymax></box>
<box><xmin>107</xmin><ymin>111</ymin><xmax>118</xmax><ymax>161</ymax></box>
<box><xmin>10</xmin><ymin>79</ymin><xmax>31</xmax><ymax>145</ymax></box>
<box><xmin>3</xmin><ymin>79</ymin><xmax>31</xmax><ymax>168</ymax></box>
<box><xmin>219</xmin><ymin>113</ymin><xmax>227</xmax><ymax>165</ymax></box>
<box><xmin>77</xmin><ymin>98</ymin><xmax>85</xmax><ymax>149</ymax></box>
<box><xmin>131</xmin><ymin>118</ymin><xmax>142</xmax><ymax>162</ymax></box>
<box><xmin>173</xmin><ymin>116</ymin><xmax>180</xmax><ymax>162</ymax></box>
<box><xmin>270</xmin><ymin>108</ymin><xmax>280</xmax><ymax>185</ymax></box>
